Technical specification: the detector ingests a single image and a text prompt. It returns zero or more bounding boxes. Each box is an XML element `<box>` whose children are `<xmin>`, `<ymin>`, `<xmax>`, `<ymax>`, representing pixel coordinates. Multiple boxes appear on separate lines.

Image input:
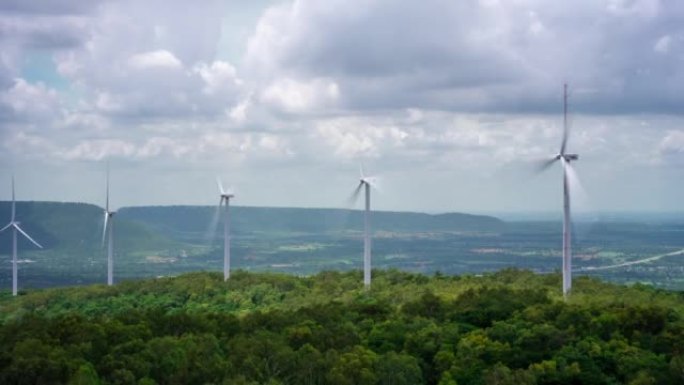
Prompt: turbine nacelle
<box><xmin>556</xmin><ymin>154</ymin><xmax>578</xmax><ymax>162</ymax></box>
<box><xmin>358</xmin><ymin>165</ymin><xmax>379</xmax><ymax>189</ymax></box>
<box><xmin>216</xmin><ymin>178</ymin><xmax>235</xmax><ymax>202</ymax></box>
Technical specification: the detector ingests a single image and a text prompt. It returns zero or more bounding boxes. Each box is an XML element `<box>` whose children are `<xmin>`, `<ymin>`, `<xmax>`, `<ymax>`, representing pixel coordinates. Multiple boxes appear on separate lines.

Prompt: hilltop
<box><xmin>118</xmin><ymin>205</ymin><xmax>506</xmax><ymax>237</ymax></box>
<box><xmin>0</xmin><ymin>269</ymin><xmax>683</xmax><ymax>384</ymax></box>
<box><xmin>0</xmin><ymin>202</ymin><xmax>505</xmax><ymax>249</ymax></box>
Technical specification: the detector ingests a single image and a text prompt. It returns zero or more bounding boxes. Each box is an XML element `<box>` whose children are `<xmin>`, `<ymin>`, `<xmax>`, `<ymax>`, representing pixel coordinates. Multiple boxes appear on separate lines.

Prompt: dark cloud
<box><xmin>246</xmin><ymin>0</ymin><xmax>684</xmax><ymax>115</ymax></box>
<box><xmin>0</xmin><ymin>0</ymin><xmax>106</xmax><ymax>16</ymax></box>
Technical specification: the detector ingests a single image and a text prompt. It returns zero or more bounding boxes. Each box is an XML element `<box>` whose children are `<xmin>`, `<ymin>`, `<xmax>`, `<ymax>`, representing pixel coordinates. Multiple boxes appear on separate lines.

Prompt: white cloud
<box><xmin>194</xmin><ymin>60</ymin><xmax>241</xmax><ymax>95</ymax></box>
<box><xmin>128</xmin><ymin>49</ymin><xmax>182</xmax><ymax>70</ymax></box>
<box><xmin>59</xmin><ymin>139</ymin><xmax>136</xmax><ymax>161</ymax></box>
<box><xmin>229</xmin><ymin>97</ymin><xmax>250</xmax><ymax>123</ymax></box>
<box><xmin>654</xmin><ymin>35</ymin><xmax>672</xmax><ymax>53</ymax></box>
<box><xmin>660</xmin><ymin>130</ymin><xmax>684</xmax><ymax>154</ymax></box>
<box><xmin>2</xmin><ymin>0</ymin><xmax>684</xmax><ymax>212</ymax></box>
<box><xmin>315</xmin><ymin>117</ymin><xmax>408</xmax><ymax>159</ymax></box>
<box><xmin>0</xmin><ymin>78</ymin><xmax>60</xmax><ymax>121</ymax></box>
<box><xmin>260</xmin><ymin>77</ymin><xmax>339</xmax><ymax>113</ymax></box>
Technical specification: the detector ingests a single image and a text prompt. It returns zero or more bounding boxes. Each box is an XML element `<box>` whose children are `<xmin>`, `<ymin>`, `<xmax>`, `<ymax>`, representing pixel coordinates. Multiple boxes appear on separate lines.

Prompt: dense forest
<box><xmin>1</xmin><ymin>269</ymin><xmax>684</xmax><ymax>384</ymax></box>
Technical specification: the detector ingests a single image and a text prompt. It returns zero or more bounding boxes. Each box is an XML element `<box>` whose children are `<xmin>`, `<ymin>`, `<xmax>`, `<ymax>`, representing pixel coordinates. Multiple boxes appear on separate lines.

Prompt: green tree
<box><xmin>328</xmin><ymin>346</ymin><xmax>378</xmax><ymax>385</ymax></box>
<box><xmin>375</xmin><ymin>351</ymin><xmax>422</xmax><ymax>385</ymax></box>
<box><xmin>69</xmin><ymin>363</ymin><xmax>101</xmax><ymax>385</ymax></box>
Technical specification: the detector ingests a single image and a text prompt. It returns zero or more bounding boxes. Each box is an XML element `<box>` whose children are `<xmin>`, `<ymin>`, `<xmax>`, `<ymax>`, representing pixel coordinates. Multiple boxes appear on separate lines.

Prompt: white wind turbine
<box><xmin>350</xmin><ymin>166</ymin><xmax>378</xmax><ymax>289</ymax></box>
<box><xmin>537</xmin><ymin>83</ymin><xmax>579</xmax><ymax>298</ymax></box>
<box><xmin>102</xmin><ymin>168</ymin><xmax>115</xmax><ymax>286</ymax></box>
<box><xmin>216</xmin><ymin>178</ymin><xmax>234</xmax><ymax>281</ymax></box>
<box><xmin>1</xmin><ymin>177</ymin><xmax>43</xmax><ymax>296</ymax></box>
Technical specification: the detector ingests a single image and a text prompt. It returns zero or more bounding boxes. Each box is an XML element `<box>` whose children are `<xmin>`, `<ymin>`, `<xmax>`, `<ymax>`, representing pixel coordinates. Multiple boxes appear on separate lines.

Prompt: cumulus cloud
<box><xmin>260</xmin><ymin>77</ymin><xmax>339</xmax><ymax>113</ymax></box>
<box><xmin>128</xmin><ymin>50</ymin><xmax>182</xmax><ymax>70</ymax></box>
<box><xmin>194</xmin><ymin>61</ymin><xmax>241</xmax><ymax>95</ymax></box>
<box><xmin>245</xmin><ymin>0</ymin><xmax>684</xmax><ymax>114</ymax></box>
<box><xmin>2</xmin><ymin>0</ymin><xmax>684</xmax><ymax>211</ymax></box>
<box><xmin>659</xmin><ymin>130</ymin><xmax>684</xmax><ymax>156</ymax></box>
<box><xmin>0</xmin><ymin>78</ymin><xmax>60</xmax><ymax>121</ymax></box>
<box><xmin>229</xmin><ymin>97</ymin><xmax>251</xmax><ymax>123</ymax></box>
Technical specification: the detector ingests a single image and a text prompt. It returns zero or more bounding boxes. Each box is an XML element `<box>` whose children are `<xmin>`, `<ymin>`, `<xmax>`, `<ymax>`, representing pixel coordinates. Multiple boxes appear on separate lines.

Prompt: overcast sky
<box><xmin>0</xmin><ymin>0</ymin><xmax>683</xmax><ymax>214</ymax></box>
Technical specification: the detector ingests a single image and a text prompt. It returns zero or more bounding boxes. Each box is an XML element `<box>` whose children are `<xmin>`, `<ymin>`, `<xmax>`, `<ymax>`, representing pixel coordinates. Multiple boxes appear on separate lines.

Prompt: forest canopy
<box><xmin>1</xmin><ymin>269</ymin><xmax>683</xmax><ymax>385</ymax></box>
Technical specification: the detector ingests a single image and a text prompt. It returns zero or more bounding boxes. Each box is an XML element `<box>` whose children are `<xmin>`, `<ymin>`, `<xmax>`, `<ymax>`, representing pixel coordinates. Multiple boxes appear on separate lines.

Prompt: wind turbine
<box><xmin>538</xmin><ymin>83</ymin><xmax>579</xmax><ymax>298</ymax></box>
<box><xmin>216</xmin><ymin>178</ymin><xmax>234</xmax><ymax>281</ymax></box>
<box><xmin>102</xmin><ymin>168</ymin><xmax>115</xmax><ymax>286</ymax></box>
<box><xmin>350</xmin><ymin>166</ymin><xmax>378</xmax><ymax>289</ymax></box>
<box><xmin>1</xmin><ymin>177</ymin><xmax>43</xmax><ymax>296</ymax></box>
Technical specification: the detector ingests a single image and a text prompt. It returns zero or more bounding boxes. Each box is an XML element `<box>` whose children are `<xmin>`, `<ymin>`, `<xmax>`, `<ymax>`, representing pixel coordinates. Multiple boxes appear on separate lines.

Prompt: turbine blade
<box><xmin>11</xmin><ymin>175</ymin><xmax>15</xmax><ymax>222</ymax></box>
<box><xmin>14</xmin><ymin>224</ymin><xmax>42</xmax><ymax>249</ymax></box>
<box><xmin>565</xmin><ymin>162</ymin><xmax>588</xmax><ymax>209</ymax></box>
<box><xmin>0</xmin><ymin>222</ymin><xmax>11</xmax><ymax>233</ymax></box>
<box><xmin>105</xmin><ymin>164</ymin><xmax>110</xmax><ymax>212</ymax></box>
<box><xmin>533</xmin><ymin>157</ymin><xmax>558</xmax><ymax>174</ymax></box>
<box><xmin>204</xmin><ymin>200</ymin><xmax>222</xmax><ymax>243</ymax></box>
<box><xmin>359</xmin><ymin>164</ymin><xmax>365</xmax><ymax>180</ymax></box>
<box><xmin>216</xmin><ymin>177</ymin><xmax>225</xmax><ymax>195</ymax></box>
<box><xmin>560</xmin><ymin>126</ymin><xmax>569</xmax><ymax>155</ymax></box>
<box><xmin>102</xmin><ymin>212</ymin><xmax>109</xmax><ymax>247</ymax></box>
<box><xmin>365</xmin><ymin>175</ymin><xmax>382</xmax><ymax>194</ymax></box>
<box><xmin>347</xmin><ymin>182</ymin><xmax>364</xmax><ymax>207</ymax></box>
<box><xmin>560</xmin><ymin>83</ymin><xmax>569</xmax><ymax>155</ymax></box>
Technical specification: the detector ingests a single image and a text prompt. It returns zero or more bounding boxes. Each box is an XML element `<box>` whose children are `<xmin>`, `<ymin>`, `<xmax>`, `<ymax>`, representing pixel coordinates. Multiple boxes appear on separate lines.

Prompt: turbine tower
<box><xmin>1</xmin><ymin>177</ymin><xmax>43</xmax><ymax>296</ymax></box>
<box><xmin>217</xmin><ymin>178</ymin><xmax>234</xmax><ymax>281</ymax></box>
<box><xmin>102</xmin><ymin>168</ymin><xmax>115</xmax><ymax>286</ymax></box>
<box><xmin>351</xmin><ymin>166</ymin><xmax>377</xmax><ymax>289</ymax></box>
<box><xmin>538</xmin><ymin>83</ymin><xmax>579</xmax><ymax>298</ymax></box>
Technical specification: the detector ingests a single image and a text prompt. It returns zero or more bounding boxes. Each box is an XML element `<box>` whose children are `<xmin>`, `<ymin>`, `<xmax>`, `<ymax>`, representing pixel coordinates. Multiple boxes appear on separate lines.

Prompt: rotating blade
<box><xmin>105</xmin><ymin>163</ymin><xmax>110</xmax><ymax>212</ymax></box>
<box><xmin>565</xmin><ymin>161</ymin><xmax>588</xmax><ymax>209</ymax></box>
<box><xmin>533</xmin><ymin>157</ymin><xmax>559</xmax><ymax>174</ymax></box>
<box><xmin>560</xmin><ymin>83</ymin><xmax>569</xmax><ymax>155</ymax></box>
<box><xmin>15</xmin><ymin>223</ymin><xmax>42</xmax><ymax>249</ymax></box>
<box><xmin>216</xmin><ymin>177</ymin><xmax>225</xmax><ymax>195</ymax></box>
<box><xmin>0</xmin><ymin>222</ymin><xmax>11</xmax><ymax>233</ymax></box>
<box><xmin>347</xmin><ymin>182</ymin><xmax>364</xmax><ymax>207</ymax></box>
<box><xmin>11</xmin><ymin>175</ymin><xmax>15</xmax><ymax>222</ymax></box>
<box><xmin>102</xmin><ymin>211</ymin><xmax>109</xmax><ymax>247</ymax></box>
<box><xmin>204</xmin><ymin>200</ymin><xmax>223</xmax><ymax>244</ymax></box>
<box><xmin>364</xmin><ymin>175</ymin><xmax>382</xmax><ymax>194</ymax></box>
<box><xmin>560</xmin><ymin>124</ymin><xmax>569</xmax><ymax>156</ymax></box>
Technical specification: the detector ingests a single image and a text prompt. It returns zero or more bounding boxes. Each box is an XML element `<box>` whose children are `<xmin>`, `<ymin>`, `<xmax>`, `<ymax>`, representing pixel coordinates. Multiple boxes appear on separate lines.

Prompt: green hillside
<box><xmin>0</xmin><ymin>202</ymin><xmax>182</xmax><ymax>287</ymax></box>
<box><xmin>0</xmin><ymin>201</ymin><xmax>509</xmax><ymax>289</ymax></box>
<box><xmin>118</xmin><ymin>205</ymin><xmax>506</xmax><ymax>241</ymax></box>
<box><xmin>0</xmin><ymin>202</ymin><xmax>179</xmax><ymax>254</ymax></box>
<box><xmin>1</xmin><ymin>269</ymin><xmax>683</xmax><ymax>384</ymax></box>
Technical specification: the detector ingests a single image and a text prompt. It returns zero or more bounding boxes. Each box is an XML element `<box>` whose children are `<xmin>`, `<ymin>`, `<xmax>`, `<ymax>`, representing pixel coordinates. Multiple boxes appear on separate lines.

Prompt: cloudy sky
<box><xmin>1</xmin><ymin>0</ymin><xmax>683</xmax><ymax>215</ymax></box>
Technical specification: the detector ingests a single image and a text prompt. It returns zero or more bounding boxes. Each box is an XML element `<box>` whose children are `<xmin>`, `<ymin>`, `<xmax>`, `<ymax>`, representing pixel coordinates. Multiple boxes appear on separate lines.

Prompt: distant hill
<box><xmin>0</xmin><ymin>201</ymin><xmax>506</xmax><ymax>288</ymax></box>
<box><xmin>0</xmin><ymin>201</ymin><xmax>176</xmax><ymax>254</ymax></box>
<box><xmin>0</xmin><ymin>202</ymin><xmax>182</xmax><ymax>288</ymax></box>
<box><xmin>0</xmin><ymin>201</ymin><xmax>505</xmax><ymax>250</ymax></box>
<box><xmin>118</xmin><ymin>205</ymin><xmax>506</xmax><ymax>241</ymax></box>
